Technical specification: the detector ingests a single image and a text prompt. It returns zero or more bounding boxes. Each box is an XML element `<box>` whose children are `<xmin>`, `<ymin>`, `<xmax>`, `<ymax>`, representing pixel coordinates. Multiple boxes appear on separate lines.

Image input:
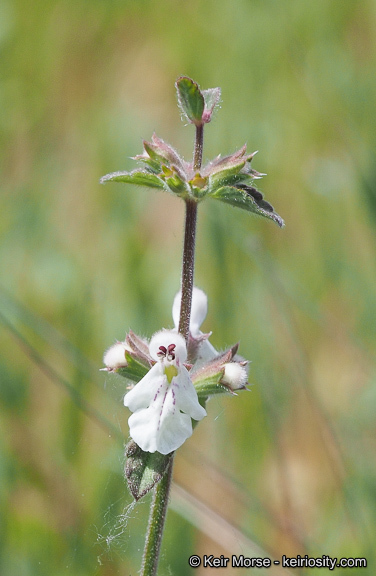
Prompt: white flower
<box><xmin>172</xmin><ymin>287</ymin><xmax>217</xmax><ymax>364</ymax></box>
<box><xmin>123</xmin><ymin>330</ymin><xmax>206</xmax><ymax>454</ymax></box>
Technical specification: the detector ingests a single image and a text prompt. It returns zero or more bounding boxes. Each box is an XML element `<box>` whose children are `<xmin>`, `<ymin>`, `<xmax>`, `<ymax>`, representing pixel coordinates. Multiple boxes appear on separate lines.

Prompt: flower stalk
<box><xmin>140</xmin><ymin>118</ymin><xmax>204</xmax><ymax>576</ymax></box>
<box><xmin>178</xmin><ymin>199</ymin><xmax>198</xmax><ymax>343</ymax></box>
<box><xmin>193</xmin><ymin>124</ymin><xmax>204</xmax><ymax>171</ymax></box>
<box><xmin>179</xmin><ymin>121</ymin><xmax>203</xmax><ymax>342</ymax></box>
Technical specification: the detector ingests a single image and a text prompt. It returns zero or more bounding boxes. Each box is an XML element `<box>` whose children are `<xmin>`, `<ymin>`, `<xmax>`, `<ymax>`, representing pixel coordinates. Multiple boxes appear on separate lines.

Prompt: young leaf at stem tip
<box><xmin>176</xmin><ymin>76</ymin><xmax>221</xmax><ymax>126</ymax></box>
<box><xmin>100</xmin><ymin>77</ymin><xmax>284</xmax><ymax>227</ymax></box>
<box><xmin>176</xmin><ymin>77</ymin><xmax>205</xmax><ymax>125</ymax></box>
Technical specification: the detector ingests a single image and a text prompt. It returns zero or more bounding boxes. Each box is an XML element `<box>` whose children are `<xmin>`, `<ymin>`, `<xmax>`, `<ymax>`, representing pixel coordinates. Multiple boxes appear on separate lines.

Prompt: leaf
<box><xmin>133</xmin><ymin>154</ymin><xmax>162</xmax><ymax>174</ymax></box>
<box><xmin>209</xmin><ymin>185</ymin><xmax>285</xmax><ymax>227</ymax></box>
<box><xmin>125</xmin><ymin>440</ymin><xmax>173</xmax><ymax>501</ymax></box>
<box><xmin>209</xmin><ymin>145</ymin><xmax>248</xmax><ymax>170</ymax></box>
<box><xmin>204</xmin><ymin>146</ymin><xmax>253</xmax><ymax>180</ymax></box>
<box><xmin>192</xmin><ymin>368</ymin><xmax>226</xmax><ymax>397</ymax></box>
<box><xmin>208</xmin><ymin>160</ymin><xmax>246</xmax><ymax>189</ymax></box>
<box><xmin>165</xmin><ymin>174</ymin><xmax>188</xmax><ymax>195</ymax></box>
<box><xmin>176</xmin><ymin>76</ymin><xmax>205</xmax><ymax>125</ymax></box>
<box><xmin>116</xmin><ymin>352</ymin><xmax>150</xmax><ymax>382</ymax></box>
<box><xmin>150</xmin><ymin>134</ymin><xmax>185</xmax><ymax>170</ymax></box>
<box><xmin>191</xmin><ymin>345</ymin><xmax>239</xmax><ymax>397</ymax></box>
<box><xmin>100</xmin><ymin>170</ymin><xmax>165</xmax><ymax>189</ymax></box>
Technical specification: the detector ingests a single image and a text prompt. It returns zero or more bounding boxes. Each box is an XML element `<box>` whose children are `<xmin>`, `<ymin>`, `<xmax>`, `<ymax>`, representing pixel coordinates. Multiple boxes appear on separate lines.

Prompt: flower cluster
<box><xmin>103</xmin><ymin>288</ymin><xmax>249</xmax><ymax>455</ymax></box>
<box><xmin>100</xmin><ymin>78</ymin><xmax>284</xmax><ymax>228</ymax></box>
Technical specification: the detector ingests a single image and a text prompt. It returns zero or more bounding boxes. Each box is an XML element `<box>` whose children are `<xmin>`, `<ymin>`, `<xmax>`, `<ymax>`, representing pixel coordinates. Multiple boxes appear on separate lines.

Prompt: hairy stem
<box><xmin>193</xmin><ymin>124</ymin><xmax>204</xmax><ymax>171</ymax></box>
<box><xmin>140</xmin><ymin>122</ymin><xmax>204</xmax><ymax>576</ymax></box>
<box><xmin>140</xmin><ymin>458</ymin><xmax>174</xmax><ymax>576</ymax></box>
<box><xmin>178</xmin><ymin>123</ymin><xmax>203</xmax><ymax>341</ymax></box>
<box><xmin>178</xmin><ymin>199</ymin><xmax>198</xmax><ymax>342</ymax></box>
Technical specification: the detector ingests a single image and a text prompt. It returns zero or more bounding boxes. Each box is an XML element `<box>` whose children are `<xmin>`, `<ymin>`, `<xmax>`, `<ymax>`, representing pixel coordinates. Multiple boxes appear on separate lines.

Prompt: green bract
<box><xmin>191</xmin><ymin>343</ymin><xmax>247</xmax><ymax>398</ymax></box>
<box><xmin>101</xmin><ymin>138</ymin><xmax>284</xmax><ymax>227</ymax></box>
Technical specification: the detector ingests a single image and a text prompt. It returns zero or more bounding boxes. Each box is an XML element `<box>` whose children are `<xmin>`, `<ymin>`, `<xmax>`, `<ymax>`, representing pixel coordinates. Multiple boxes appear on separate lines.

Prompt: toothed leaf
<box><xmin>100</xmin><ymin>170</ymin><xmax>165</xmax><ymax>189</ymax></box>
<box><xmin>209</xmin><ymin>185</ymin><xmax>284</xmax><ymax>227</ymax></box>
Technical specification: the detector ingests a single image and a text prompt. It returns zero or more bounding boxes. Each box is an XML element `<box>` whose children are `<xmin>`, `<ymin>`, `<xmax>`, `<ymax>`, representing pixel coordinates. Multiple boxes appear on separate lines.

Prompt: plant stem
<box><xmin>140</xmin><ymin>457</ymin><xmax>174</xmax><ymax>576</ymax></box>
<box><xmin>140</xmin><ymin>123</ymin><xmax>204</xmax><ymax>576</ymax></box>
<box><xmin>179</xmin><ymin>123</ymin><xmax>203</xmax><ymax>342</ymax></box>
<box><xmin>193</xmin><ymin>124</ymin><xmax>204</xmax><ymax>171</ymax></box>
<box><xmin>178</xmin><ymin>199</ymin><xmax>198</xmax><ymax>342</ymax></box>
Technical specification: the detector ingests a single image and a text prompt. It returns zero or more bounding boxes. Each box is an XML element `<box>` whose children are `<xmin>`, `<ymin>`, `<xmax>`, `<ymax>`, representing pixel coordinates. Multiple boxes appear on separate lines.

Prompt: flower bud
<box><xmin>103</xmin><ymin>341</ymin><xmax>130</xmax><ymax>370</ymax></box>
<box><xmin>221</xmin><ymin>362</ymin><xmax>248</xmax><ymax>391</ymax></box>
<box><xmin>103</xmin><ymin>331</ymin><xmax>152</xmax><ymax>382</ymax></box>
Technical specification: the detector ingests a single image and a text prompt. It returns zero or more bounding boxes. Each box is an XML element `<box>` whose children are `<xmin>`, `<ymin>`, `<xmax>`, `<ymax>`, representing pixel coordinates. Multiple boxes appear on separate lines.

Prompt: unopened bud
<box><xmin>103</xmin><ymin>342</ymin><xmax>130</xmax><ymax>370</ymax></box>
<box><xmin>221</xmin><ymin>362</ymin><xmax>248</xmax><ymax>391</ymax></box>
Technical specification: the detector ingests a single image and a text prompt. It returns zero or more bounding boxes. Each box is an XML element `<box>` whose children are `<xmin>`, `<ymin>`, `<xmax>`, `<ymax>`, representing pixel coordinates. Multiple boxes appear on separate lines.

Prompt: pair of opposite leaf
<box><xmin>100</xmin><ymin>77</ymin><xmax>284</xmax><ymax>228</ymax></box>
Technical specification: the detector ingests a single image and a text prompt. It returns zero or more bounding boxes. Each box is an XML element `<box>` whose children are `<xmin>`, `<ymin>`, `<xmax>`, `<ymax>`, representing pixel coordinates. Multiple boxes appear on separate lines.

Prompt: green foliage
<box><xmin>209</xmin><ymin>185</ymin><xmax>284</xmax><ymax>227</ymax></box>
<box><xmin>1</xmin><ymin>0</ymin><xmax>376</xmax><ymax>574</ymax></box>
<box><xmin>100</xmin><ymin>170</ymin><xmax>165</xmax><ymax>189</ymax></box>
<box><xmin>176</xmin><ymin>77</ymin><xmax>205</xmax><ymax>126</ymax></box>
<box><xmin>125</xmin><ymin>441</ymin><xmax>173</xmax><ymax>501</ymax></box>
<box><xmin>116</xmin><ymin>352</ymin><xmax>150</xmax><ymax>382</ymax></box>
<box><xmin>175</xmin><ymin>76</ymin><xmax>221</xmax><ymax>126</ymax></box>
<box><xmin>101</xmin><ymin>103</ymin><xmax>283</xmax><ymax>226</ymax></box>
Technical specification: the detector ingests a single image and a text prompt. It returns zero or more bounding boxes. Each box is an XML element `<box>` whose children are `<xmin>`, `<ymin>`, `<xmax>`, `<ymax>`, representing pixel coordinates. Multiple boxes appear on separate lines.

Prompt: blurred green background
<box><xmin>1</xmin><ymin>0</ymin><xmax>375</xmax><ymax>574</ymax></box>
